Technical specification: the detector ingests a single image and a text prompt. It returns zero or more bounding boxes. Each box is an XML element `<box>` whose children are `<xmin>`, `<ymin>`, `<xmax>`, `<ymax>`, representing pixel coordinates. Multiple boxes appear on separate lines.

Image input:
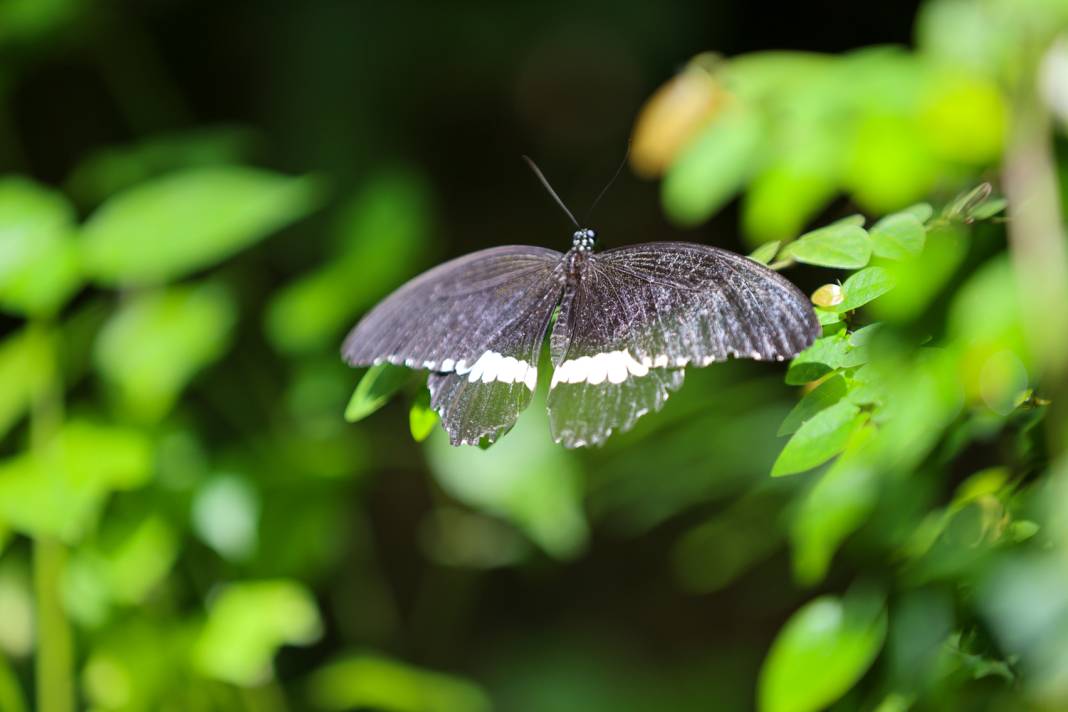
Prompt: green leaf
<box><xmin>265</xmin><ymin>169</ymin><xmax>433</xmax><ymax>353</ymax></box>
<box><xmin>663</xmin><ymin>106</ymin><xmax>765</xmax><ymax>226</ymax></box>
<box><xmin>79</xmin><ymin>619</ymin><xmax>190</xmax><ymax>711</ymax></box>
<box><xmin>409</xmin><ymin>391</ymin><xmax>439</xmax><ymax>443</ymax></box>
<box><xmin>845</xmin><ymin>113</ymin><xmax>937</xmax><ymax>213</ymax></box>
<box><xmin>815</xmin><ymin>308</ymin><xmax>841</xmax><ymax>326</ymax></box>
<box><xmin>0</xmin><ymin>327</ymin><xmax>52</xmax><ymax>440</ymax></box>
<box><xmin>94</xmin><ymin>282</ymin><xmax>237</xmax><ymax>422</ymax></box>
<box><xmin>0</xmin><ymin>420</ymin><xmax>153</xmax><ymax>542</ymax></box>
<box><xmin>847</xmin><ymin>364</ymin><xmax>883</xmax><ymax>407</ymax></box>
<box><xmin>67</xmin><ymin>514</ymin><xmax>180</xmax><ymax>619</ymax></box>
<box><xmin>345</xmin><ymin>363</ymin><xmax>412</xmax><ymax>423</ymax></box>
<box><xmin>191</xmin><ymin>475</ymin><xmax>259</xmax><ymax>561</ymax></box>
<box><xmin>772</xmin><ymin>399</ymin><xmax>864</xmax><ymax>477</ymax></box>
<box><xmin>868</xmin><ymin>225</ymin><xmax>967</xmax><ymax>322</ymax></box>
<box><xmin>942</xmin><ymin>182</ymin><xmax>992</xmax><ymax>221</ymax></box>
<box><xmin>778</xmin><ymin>374</ymin><xmax>848</xmax><ymax>436</ymax></box>
<box><xmin>65</xmin><ymin>126</ymin><xmax>257</xmax><ymax>205</ymax></box>
<box><xmin>0</xmin><ymin>0</ymin><xmax>82</xmax><ymax>46</ymax></box>
<box><xmin>748</xmin><ymin>240</ymin><xmax>781</xmax><ymax>265</ymax></box>
<box><xmin>758</xmin><ymin>588</ymin><xmax>888</xmax><ymax>712</ymax></box>
<box><xmin>970</xmin><ymin>196</ymin><xmax>1006</xmax><ymax>220</ymax></box>
<box><xmin>786</xmin><ymin>332</ymin><xmax>853</xmax><ymax>385</ymax></box>
<box><xmin>901</xmin><ymin>202</ymin><xmax>933</xmax><ymax>224</ymax></box>
<box><xmin>870</xmin><ymin>212</ymin><xmax>926</xmax><ymax>261</ymax></box>
<box><xmin>81</xmin><ymin>166</ymin><xmax>324</xmax><ymax>286</ymax></box>
<box><xmin>832</xmin><ymin>266</ymin><xmax>895</xmax><ymax>312</ymax></box>
<box><xmin>831</xmin><ymin>214</ymin><xmax>866</xmax><ymax>228</ymax></box>
<box><xmin>742</xmin><ymin>167</ymin><xmax>836</xmax><ymax>243</ymax></box>
<box><xmin>791</xmin><ymin>426</ymin><xmax>878</xmax><ymax>584</ymax></box>
<box><xmin>308</xmin><ymin>653</ymin><xmax>491</xmax><ymax>712</ymax></box>
<box><xmin>782</xmin><ymin>223</ymin><xmax>872</xmax><ymax>269</ymax></box>
<box><xmin>0</xmin><ymin>176</ymin><xmax>82</xmax><ymax>316</ymax></box>
<box><xmin>193</xmin><ymin>580</ymin><xmax>322</xmax><ymax>686</ymax></box>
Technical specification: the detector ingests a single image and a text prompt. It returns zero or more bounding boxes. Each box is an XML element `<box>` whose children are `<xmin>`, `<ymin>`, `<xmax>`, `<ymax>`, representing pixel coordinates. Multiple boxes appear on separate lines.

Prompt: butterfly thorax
<box><xmin>564</xmin><ymin>248</ymin><xmax>594</xmax><ymax>286</ymax></box>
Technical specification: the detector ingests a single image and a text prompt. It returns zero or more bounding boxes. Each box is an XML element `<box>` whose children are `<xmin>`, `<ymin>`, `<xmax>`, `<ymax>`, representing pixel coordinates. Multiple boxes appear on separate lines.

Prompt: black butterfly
<box><xmin>342</xmin><ymin>158</ymin><xmax>820</xmax><ymax>448</ymax></box>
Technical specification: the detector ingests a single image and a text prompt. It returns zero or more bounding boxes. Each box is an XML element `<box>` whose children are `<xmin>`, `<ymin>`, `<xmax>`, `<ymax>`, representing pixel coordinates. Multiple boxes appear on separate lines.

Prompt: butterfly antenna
<box><xmin>522</xmin><ymin>155</ymin><xmax>580</xmax><ymax>229</ymax></box>
<box><xmin>584</xmin><ymin>143</ymin><xmax>631</xmax><ymax>223</ymax></box>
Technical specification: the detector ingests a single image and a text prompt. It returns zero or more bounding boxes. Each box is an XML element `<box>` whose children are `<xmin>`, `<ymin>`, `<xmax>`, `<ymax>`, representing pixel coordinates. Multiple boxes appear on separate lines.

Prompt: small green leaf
<box><xmin>847</xmin><ymin>364</ymin><xmax>883</xmax><ymax>406</ymax></box>
<box><xmin>409</xmin><ymin>391</ymin><xmax>439</xmax><ymax>442</ymax></box>
<box><xmin>1008</xmin><ymin>520</ymin><xmax>1039</xmax><ymax>542</ymax></box>
<box><xmin>0</xmin><ymin>176</ymin><xmax>82</xmax><ymax>316</ymax></box>
<box><xmin>942</xmin><ymin>182</ymin><xmax>991</xmax><ymax>221</ymax></box>
<box><xmin>65</xmin><ymin>126</ymin><xmax>257</xmax><ymax>205</ymax></box>
<box><xmin>742</xmin><ymin>166</ymin><xmax>836</xmax><ymax>243</ymax></box>
<box><xmin>782</xmin><ymin>223</ymin><xmax>872</xmax><ymax>269</ymax></box>
<box><xmin>831</xmin><ymin>214</ymin><xmax>866</xmax><ymax>228</ymax></box>
<box><xmin>71</xmin><ymin>514</ymin><xmax>180</xmax><ymax>610</ymax></box>
<box><xmin>94</xmin><ymin>282</ymin><xmax>237</xmax><ymax>422</ymax></box>
<box><xmin>193</xmin><ymin>580</ymin><xmax>322</xmax><ymax>686</ymax></box>
<box><xmin>748</xmin><ymin>241</ymin><xmax>781</xmax><ymax>265</ymax></box>
<box><xmin>0</xmin><ymin>420</ymin><xmax>153</xmax><ymax>542</ymax></box>
<box><xmin>345</xmin><ymin>364</ymin><xmax>412</xmax><ymax>423</ymax></box>
<box><xmin>192</xmin><ymin>476</ymin><xmax>259</xmax><ymax>562</ymax></box>
<box><xmin>868</xmin><ymin>225</ymin><xmax>967</xmax><ymax>322</ymax></box>
<box><xmin>791</xmin><ymin>426</ymin><xmax>878</xmax><ymax>584</ymax></box>
<box><xmin>970</xmin><ymin>196</ymin><xmax>1006</xmax><ymax>220</ymax></box>
<box><xmin>832</xmin><ymin>267</ymin><xmax>895</xmax><ymax>313</ymax></box>
<box><xmin>815</xmin><ymin>308</ymin><xmax>841</xmax><ymax>326</ymax></box>
<box><xmin>901</xmin><ymin>202</ymin><xmax>934</xmax><ymax>224</ymax></box>
<box><xmin>309</xmin><ymin>653</ymin><xmax>490</xmax><ymax>712</ymax></box>
<box><xmin>772</xmin><ymin>399</ymin><xmax>864</xmax><ymax>477</ymax></box>
<box><xmin>663</xmin><ymin>106</ymin><xmax>765</xmax><ymax>226</ymax></box>
<box><xmin>778</xmin><ymin>375</ymin><xmax>848</xmax><ymax>436</ymax></box>
<box><xmin>758</xmin><ymin>588</ymin><xmax>888</xmax><ymax>712</ymax></box>
<box><xmin>81</xmin><ymin>166</ymin><xmax>324</xmax><ymax>286</ymax></box>
<box><xmin>0</xmin><ymin>177</ymin><xmax>74</xmax><ymax>280</ymax></box>
<box><xmin>265</xmin><ymin>169</ymin><xmax>433</xmax><ymax>353</ymax></box>
<box><xmin>870</xmin><ymin>212</ymin><xmax>926</xmax><ymax>261</ymax></box>
<box><xmin>786</xmin><ymin>332</ymin><xmax>853</xmax><ymax>385</ymax></box>
<box><xmin>0</xmin><ymin>327</ymin><xmax>52</xmax><ymax>440</ymax></box>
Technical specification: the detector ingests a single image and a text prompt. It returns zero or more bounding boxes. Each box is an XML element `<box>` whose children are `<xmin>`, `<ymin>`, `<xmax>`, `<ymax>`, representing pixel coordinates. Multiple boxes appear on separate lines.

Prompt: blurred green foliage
<box><xmin>1</xmin><ymin>0</ymin><xmax>1068</xmax><ymax>710</ymax></box>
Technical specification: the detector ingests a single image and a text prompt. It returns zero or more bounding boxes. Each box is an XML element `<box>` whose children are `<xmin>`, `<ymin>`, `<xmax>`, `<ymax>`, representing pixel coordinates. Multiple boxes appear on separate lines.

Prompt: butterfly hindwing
<box><xmin>547</xmin><ymin>365</ymin><xmax>685</xmax><ymax>448</ymax></box>
<box><xmin>342</xmin><ymin>245</ymin><xmax>564</xmax><ymax>445</ymax></box>
<box><xmin>547</xmin><ymin>242</ymin><xmax>819</xmax><ymax>447</ymax></box>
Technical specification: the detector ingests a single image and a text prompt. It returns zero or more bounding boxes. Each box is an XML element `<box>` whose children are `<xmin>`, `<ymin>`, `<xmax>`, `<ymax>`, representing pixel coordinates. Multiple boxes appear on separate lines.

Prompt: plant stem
<box><xmin>0</xmin><ymin>654</ymin><xmax>29</xmax><ymax>712</ymax></box>
<box><xmin>28</xmin><ymin>323</ymin><xmax>74</xmax><ymax>712</ymax></box>
<box><xmin>32</xmin><ymin>539</ymin><xmax>73</xmax><ymax>712</ymax></box>
<box><xmin>1002</xmin><ymin>85</ymin><xmax>1068</xmax><ymax>401</ymax></box>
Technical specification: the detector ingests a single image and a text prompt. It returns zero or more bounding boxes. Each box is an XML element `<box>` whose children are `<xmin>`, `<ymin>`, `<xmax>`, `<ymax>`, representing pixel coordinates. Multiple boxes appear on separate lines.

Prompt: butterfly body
<box><xmin>343</xmin><ymin>224</ymin><xmax>819</xmax><ymax>448</ymax></box>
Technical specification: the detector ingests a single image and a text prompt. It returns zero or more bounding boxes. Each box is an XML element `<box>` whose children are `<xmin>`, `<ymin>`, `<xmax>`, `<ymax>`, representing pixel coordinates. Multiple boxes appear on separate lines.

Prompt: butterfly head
<box><xmin>572</xmin><ymin>228</ymin><xmax>597</xmax><ymax>252</ymax></box>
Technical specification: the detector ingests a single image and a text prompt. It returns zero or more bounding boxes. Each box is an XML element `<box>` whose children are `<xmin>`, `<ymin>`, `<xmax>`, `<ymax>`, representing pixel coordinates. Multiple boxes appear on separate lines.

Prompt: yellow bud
<box><xmin>811</xmin><ymin>283</ymin><xmax>844</xmax><ymax>308</ymax></box>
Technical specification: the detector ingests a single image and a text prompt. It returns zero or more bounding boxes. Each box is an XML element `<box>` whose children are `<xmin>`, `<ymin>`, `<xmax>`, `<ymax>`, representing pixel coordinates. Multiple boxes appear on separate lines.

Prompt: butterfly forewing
<box><xmin>342</xmin><ymin>245</ymin><xmax>564</xmax><ymax>445</ymax></box>
<box><xmin>547</xmin><ymin>242</ymin><xmax>819</xmax><ymax>447</ymax></box>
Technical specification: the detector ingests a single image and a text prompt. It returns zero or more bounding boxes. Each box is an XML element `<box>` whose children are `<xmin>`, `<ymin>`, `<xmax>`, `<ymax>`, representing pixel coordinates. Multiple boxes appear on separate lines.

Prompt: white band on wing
<box><xmin>448</xmin><ymin>350</ymin><xmax>537</xmax><ymax>390</ymax></box>
<box><xmin>550</xmin><ymin>350</ymin><xmax>653</xmax><ymax>388</ymax></box>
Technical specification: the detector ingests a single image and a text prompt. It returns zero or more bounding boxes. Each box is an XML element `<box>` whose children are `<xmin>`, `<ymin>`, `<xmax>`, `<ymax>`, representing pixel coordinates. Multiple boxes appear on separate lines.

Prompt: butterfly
<box><xmin>342</xmin><ymin>157</ymin><xmax>820</xmax><ymax>448</ymax></box>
